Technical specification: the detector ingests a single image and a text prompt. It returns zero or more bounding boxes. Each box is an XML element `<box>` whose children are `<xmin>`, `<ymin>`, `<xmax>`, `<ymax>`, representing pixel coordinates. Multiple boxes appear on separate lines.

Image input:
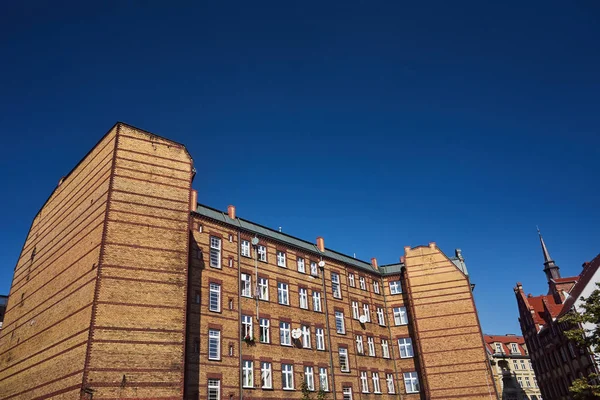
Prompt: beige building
<box><xmin>485</xmin><ymin>334</ymin><xmax>542</xmax><ymax>400</ymax></box>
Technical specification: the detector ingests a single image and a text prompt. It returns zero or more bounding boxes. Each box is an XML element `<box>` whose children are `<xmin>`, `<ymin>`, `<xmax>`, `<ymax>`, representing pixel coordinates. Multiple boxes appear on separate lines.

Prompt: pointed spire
<box><xmin>537</xmin><ymin>227</ymin><xmax>561</xmax><ymax>290</ymax></box>
<box><xmin>538</xmin><ymin>226</ymin><xmax>554</xmax><ymax>264</ymax></box>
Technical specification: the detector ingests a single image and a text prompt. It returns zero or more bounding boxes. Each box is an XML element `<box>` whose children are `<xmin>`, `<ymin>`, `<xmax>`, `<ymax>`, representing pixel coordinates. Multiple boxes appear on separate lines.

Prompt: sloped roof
<box><xmin>559</xmin><ymin>253</ymin><xmax>600</xmax><ymax>317</ymax></box>
<box><xmin>484</xmin><ymin>334</ymin><xmax>527</xmax><ymax>356</ymax></box>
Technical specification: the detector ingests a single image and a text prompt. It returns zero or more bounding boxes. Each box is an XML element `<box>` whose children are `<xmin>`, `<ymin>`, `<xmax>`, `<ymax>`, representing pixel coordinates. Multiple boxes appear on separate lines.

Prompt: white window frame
<box><xmin>339</xmin><ymin>348</ymin><xmax>349</xmax><ymax>372</ymax></box>
<box><xmin>404</xmin><ymin>372</ymin><xmax>420</xmax><ymax>393</ymax></box>
<box><xmin>495</xmin><ymin>343</ymin><xmax>503</xmax><ymax>353</ymax></box>
<box><xmin>342</xmin><ymin>387</ymin><xmax>353</xmax><ymax>400</ymax></box>
<box><xmin>511</xmin><ymin>343</ymin><xmax>518</xmax><ymax>353</ymax></box>
<box><xmin>373</xmin><ymin>280</ymin><xmax>380</xmax><ymax>294</ymax></box>
<box><xmin>356</xmin><ymin>335</ymin><xmax>364</xmax><ymax>355</ymax></box>
<box><xmin>372</xmin><ymin>372</ymin><xmax>381</xmax><ymax>393</ymax></box>
<box><xmin>259</xmin><ymin>318</ymin><xmax>270</xmax><ymax>343</ymax></box>
<box><xmin>319</xmin><ymin>367</ymin><xmax>329</xmax><ymax>392</ymax></box>
<box><xmin>278</xmin><ymin>282</ymin><xmax>289</xmax><ymax>305</ymax></box>
<box><xmin>241</xmin><ymin>240</ymin><xmax>250</xmax><ymax>257</ymax></box>
<box><xmin>282</xmin><ymin>363</ymin><xmax>294</xmax><ymax>390</ymax></box>
<box><xmin>209</xmin><ymin>236</ymin><xmax>221</xmax><ymax>268</ymax></box>
<box><xmin>207</xmin><ymin>379</ymin><xmax>220</xmax><ymax>400</ymax></box>
<box><xmin>352</xmin><ymin>301</ymin><xmax>360</xmax><ymax>319</ymax></box>
<box><xmin>209</xmin><ymin>283</ymin><xmax>221</xmax><ymax>312</ymax></box>
<box><xmin>393</xmin><ymin>307</ymin><xmax>408</xmax><ymax>325</ymax></box>
<box><xmin>277</xmin><ymin>250</ymin><xmax>286</xmax><ymax>268</ymax></box>
<box><xmin>304</xmin><ymin>366</ymin><xmax>315</xmax><ymax>391</ymax></box>
<box><xmin>367</xmin><ymin>336</ymin><xmax>375</xmax><ymax>357</ymax></box>
<box><xmin>261</xmin><ymin>361</ymin><xmax>272</xmax><ymax>389</ymax></box>
<box><xmin>362</xmin><ymin>303</ymin><xmax>371</xmax><ymax>322</ymax></box>
<box><xmin>302</xmin><ymin>325</ymin><xmax>311</xmax><ymax>348</ymax></box>
<box><xmin>280</xmin><ymin>321</ymin><xmax>291</xmax><ymax>346</ymax></box>
<box><xmin>257</xmin><ymin>245</ymin><xmax>267</xmax><ymax>262</ymax></box>
<box><xmin>331</xmin><ymin>272</ymin><xmax>341</xmax><ymax>299</ymax></box>
<box><xmin>258</xmin><ymin>277</ymin><xmax>269</xmax><ymax>301</ymax></box>
<box><xmin>348</xmin><ymin>274</ymin><xmax>355</xmax><ymax>287</ymax></box>
<box><xmin>399</xmin><ymin>337</ymin><xmax>414</xmax><ymax>358</ymax></box>
<box><xmin>208</xmin><ymin>329</ymin><xmax>220</xmax><ymax>360</ymax></box>
<box><xmin>242</xmin><ymin>315</ymin><xmax>253</xmax><ymax>339</ymax></box>
<box><xmin>382</xmin><ymin>339</ymin><xmax>390</xmax><ymax>359</ymax></box>
<box><xmin>316</xmin><ymin>328</ymin><xmax>325</xmax><ymax>350</ymax></box>
<box><xmin>389</xmin><ymin>280</ymin><xmax>402</xmax><ymax>294</ymax></box>
<box><xmin>335</xmin><ymin>311</ymin><xmax>345</xmax><ymax>334</ymax></box>
<box><xmin>310</xmin><ymin>261</ymin><xmax>318</xmax><ymax>276</ymax></box>
<box><xmin>241</xmin><ymin>273</ymin><xmax>252</xmax><ymax>298</ymax></box>
<box><xmin>377</xmin><ymin>307</ymin><xmax>385</xmax><ymax>326</ymax></box>
<box><xmin>359</xmin><ymin>276</ymin><xmax>366</xmax><ymax>290</ymax></box>
<box><xmin>360</xmin><ymin>371</ymin><xmax>370</xmax><ymax>393</ymax></box>
<box><xmin>297</xmin><ymin>257</ymin><xmax>305</xmax><ymax>273</ymax></box>
<box><xmin>242</xmin><ymin>360</ymin><xmax>254</xmax><ymax>388</ymax></box>
<box><xmin>386</xmin><ymin>373</ymin><xmax>395</xmax><ymax>394</ymax></box>
<box><xmin>299</xmin><ymin>288</ymin><xmax>308</xmax><ymax>309</ymax></box>
<box><xmin>313</xmin><ymin>291</ymin><xmax>322</xmax><ymax>312</ymax></box>
<box><xmin>525</xmin><ymin>376</ymin><xmax>531</xmax><ymax>387</ymax></box>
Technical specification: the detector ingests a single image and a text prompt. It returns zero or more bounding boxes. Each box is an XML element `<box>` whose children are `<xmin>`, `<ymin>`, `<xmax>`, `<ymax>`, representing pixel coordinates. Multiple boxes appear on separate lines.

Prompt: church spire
<box><xmin>537</xmin><ymin>227</ymin><xmax>560</xmax><ymax>284</ymax></box>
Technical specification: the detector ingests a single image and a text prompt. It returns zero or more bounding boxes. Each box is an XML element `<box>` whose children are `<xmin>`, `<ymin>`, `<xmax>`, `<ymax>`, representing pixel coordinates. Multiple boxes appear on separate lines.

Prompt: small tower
<box><xmin>538</xmin><ymin>228</ymin><xmax>560</xmax><ymax>290</ymax></box>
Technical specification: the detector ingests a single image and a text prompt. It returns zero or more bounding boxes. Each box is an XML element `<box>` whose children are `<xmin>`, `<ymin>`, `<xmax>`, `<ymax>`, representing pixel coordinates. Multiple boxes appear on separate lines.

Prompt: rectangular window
<box><xmin>209</xmin><ymin>283</ymin><xmax>221</xmax><ymax>312</ymax></box>
<box><xmin>319</xmin><ymin>367</ymin><xmax>329</xmax><ymax>392</ymax></box>
<box><xmin>257</xmin><ymin>245</ymin><xmax>267</xmax><ymax>262</ymax></box>
<box><xmin>259</xmin><ymin>318</ymin><xmax>270</xmax><ymax>343</ymax></box>
<box><xmin>362</xmin><ymin>303</ymin><xmax>370</xmax><ymax>322</ymax></box>
<box><xmin>352</xmin><ymin>301</ymin><xmax>360</xmax><ymax>319</ymax></box>
<box><xmin>242</xmin><ymin>315</ymin><xmax>253</xmax><ymax>339</ymax></box>
<box><xmin>299</xmin><ymin>288</ymin><xmax>308</xmax><ymax>309</ymax></box>
<box><xmin>393</xmin><ymin>307</ymin><xmax>408</xmax><ymax>325</ymax></box>
<box><xmin>282</xmin><ymin>364</ymin><xmax>294</xmax><ymax>390</ymax></box>
<box><xmin>280</xmin><ymin>322</ymin><xmax>291</xmax><ymax>346</ymax></box>
<box><xmin>382</xmin><ymin>339</ymin><xmax>390</xmax><ymax>359</ymax></box>
<box><xmin>377</xmin><ymin>307</ymin><xmax>385</xmax><ymax>326</ymax></box>
<box><xmin>331</xmin><ymin>272</ymin><xmax>341</xmax><ymax>299</ymax></box>
<box><xmin>517</xmin><ymin>376</ymin><xmax>522</xmax><ymax>387</ymax></box>
<box><xmin>194</xmin><ymin>290</ymin><xmax>200</xmax><ymax>304</ymax></box>
<box><xmin>339</xmin><ymin>348</ymin><xmax>349</xmax><ymax>372</ymax></box>
<box><xmin>343</xmin><ymin>387</ymin><xmax>353</xmax><ymax>400</ymax></box>
<box><xmin>316</xmin><ymin>328</ymin><xmax>325</xmax><ymax>350</ymax></box>
<box><xmin>241</xmin><ymin>273</ymin><xmax>252</xmax><ymax>297</ymax></box>
<box><xmin>258</xmin><ymin>277</ymin><xmax>269</xmax><ymax>301</ymax></box>
<box><xmin>310</xmin><ymin>261</ymin><xmax>318</xmax><ymax>276</ymax></box>
<box><xmin>372</xmin><ymin>372</ymin><xmax>381</xmax><ymax>393</ymax></box>
<box><xmin>521</xmin><ymin>359</ymin><xmax>526</xmax><ymax>370</ymax></box>
<box><xmin>242</xmin><ymin>360</ymin><xmax>254</xmax><ymax>388</ymax></box>
<box><xmin>207</xmin><ymin>379</ymin><xmax>220</xmax><ymax>400</ymax></box>
<box><xmin>356</xmin><ymin>335</ymin><xmax>364</xmax><ymax>355</ymax></box>
<box><xmin>367</xmin><ymin>337</ymin><xmax>375</xmax><ymax>357</ymax></box>
<box><xmin>511</xmin><ymin>343</ymin><xmax>519</xmax><ymax>353</ymax></box>
<box><xmin>304</xmin><ymin>366</ymin><xmax>315</xmax><ymax>391</ymax></box>
<box><xmin>297</xmin><ymin>257</ymin><xmax>305</xmax><ymax>273</ymax></box>
<box><xmin>209</xmin><ymin>236</ymin><xmax>221</xmax><ymax>268</ymax></box>
<box><xmin>404</xmin><ymin>372</ymin><xmax>420</xmax><ymax>393</ymax></box>
<box><xmin>525</xmin><ymin>377</ymin><xmax>531</xmax><ymax>387</ymax></box>
<box><xmin>335</xmin><ymin>311</ymin><xmax>345</xmax><ymax>334</ymax></box>
<box><xmin>348</xmin><ymin>274</ymin><xmax>355</xmax><ymax>287</ymax></box>
<box><xmin>359</xmin><ymin>277</ymin><xmax>366</xmax><ymax>290</ymax></box>
<box><xmin>513</xmin><ymin>360</ymin><xmax>519</xmax><ymax>370</ymax></box>
<box><xmin>302</xmin><ymin>325</ymin><xmax>311</xmax><ymax>348</ymax></box>
<box><xmin>495</xmin><ymin>343</ymin><xmax>503</xmax><ymax>353</ymax></box>
<box><xmin>389</xmin><ymin>280</ymin><xmax>402</xmax><ymax>294</ymax></box>
<box><xmin>277</xmin><ymin>250</ymin><xmax>286</xmax><ymax>267</ymax></box>
<box><xmin>373</xmin><ymin>280</ymin><xmax>380</xmax><ymax>294</ymax></box>
<box><xmin>261</xmin><ymin>362</ymin><xmax>272</xmax><ymax>389</ymax></box>
<box><xmin>386</xmin><ymin>373</ymin><xmax>395</xmax><ymax>394</ymax></box>
<box><xmin>360</xmin><ymin>371</ymin><xmax>369</xmax><ymax>393</ymax></box>
<box><xmin>313</xmin><ymin>291</ymin><xmax>322</xmax><ymax>312</ymax></box>
<box><xmin>241</xmin><ymin>240</ymin><xmax>251</xmax><ymax>257</ymax></box>
<box><xmin>278</xmin><ymin>282</ymin><xmax>289</xmax><ymax>305</ymax></box>
<box><xmin>399</xmin><ymin>338</ymin><xmax>414</xmax><ymax>358</ymax></box>
<box><xmin>208</xmin><ymin>329</ymin><xmax>220</xmax><ymax>360</ymax></box>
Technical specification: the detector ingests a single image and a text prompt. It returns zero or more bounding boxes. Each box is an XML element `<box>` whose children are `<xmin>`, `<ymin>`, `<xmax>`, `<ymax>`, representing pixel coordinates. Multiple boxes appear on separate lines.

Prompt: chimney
<box><xmin>227</xmin><ymin>205</ymin><xmax>236</xmax><ymax>220</ymax></box>
<box><xmin>429</xmin><ymin>242</ymin><xmax>436</xmax><ymax>249</ymax></box>
<box><xmin>371</xmin><ymin>258</ymin><xmax>378</xmax><ymax>270</ymax></box>
<box><xmin>316</xmin><ymin>237</ymin><xmax>325</xmax><ymax>253</ymax></box>
<box><xmin>400</xmin><ymin>256</ymin><xmax>405</xmax><ymax>264</ymax></box>
<box><xmin>190</xmin><ymin>190</ymin><xmax>198</xmax><ymax>212</ymax></box>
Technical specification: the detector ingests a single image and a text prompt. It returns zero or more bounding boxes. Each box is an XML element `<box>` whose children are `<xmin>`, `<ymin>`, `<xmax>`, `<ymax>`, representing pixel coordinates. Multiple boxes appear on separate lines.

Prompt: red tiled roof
<box><xmin>559</xmin><ymin>254</ymin><xmax>600</xmax><ymax>317</ymax></box>
<box><xmin>484</xmin><ymin>335</ymin><xmax>527</xmax><ymax>356</ymax></box>
<box><xmin>526</xmin><ymin>295</ymin><xmax>551</xmax><ymax>325</ymax></box>
<box><xmin>554</xmin><ymin>276</ymin><xmax>579</xmax><ymax>284</ymax></box>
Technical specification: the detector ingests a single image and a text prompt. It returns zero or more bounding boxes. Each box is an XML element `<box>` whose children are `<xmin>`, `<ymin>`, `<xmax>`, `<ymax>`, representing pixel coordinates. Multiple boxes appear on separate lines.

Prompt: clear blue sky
<box><xmin>1</xmin><ymin>1</ymin><xmax>598</xmax><ymax>335</ymax></box>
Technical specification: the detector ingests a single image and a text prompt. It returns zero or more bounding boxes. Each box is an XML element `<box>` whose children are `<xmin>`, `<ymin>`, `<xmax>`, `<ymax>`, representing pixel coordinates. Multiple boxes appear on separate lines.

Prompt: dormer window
<box><xmin>495</xmin><ymin>343</ymin><xmax>502</xmax><ymax>353</ymax></box>
<box><xmin>511</xmin><ymin>343</ymin><xmax>519</xmax><ymax>354</ymax></box>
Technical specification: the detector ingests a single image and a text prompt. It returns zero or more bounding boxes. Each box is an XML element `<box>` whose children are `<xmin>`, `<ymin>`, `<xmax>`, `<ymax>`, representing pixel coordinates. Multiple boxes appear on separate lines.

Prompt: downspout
<box><xmin>381</xmin><ymin>275</ymin><xmax>402</xmax><ymax>399</ymax></box>
<box><xmin>320</xmin><ymin>258</ymin><xmax>338</xmax><ymax>400</ymax></box>
<box><xmin>237</xmin><ymin>231</ymin><xmax>243</xmax><ymax>400</ymax></box>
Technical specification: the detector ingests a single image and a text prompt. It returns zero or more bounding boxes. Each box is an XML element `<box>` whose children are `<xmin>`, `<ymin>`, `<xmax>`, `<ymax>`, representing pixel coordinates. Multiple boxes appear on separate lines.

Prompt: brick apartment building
<box><xmin>0</xmin><ymin>122</ymin><xmax>498</xmax><ymax>400</ymax></box>
<box><xmin>514</xmin><ymin>232</ymin><xmax>600</xmax><ymax>400</ymax></box>
<box><xmin>484</xmin><ymin>334</ymin><xmax>542</xmax><ymax>400</ymax></box>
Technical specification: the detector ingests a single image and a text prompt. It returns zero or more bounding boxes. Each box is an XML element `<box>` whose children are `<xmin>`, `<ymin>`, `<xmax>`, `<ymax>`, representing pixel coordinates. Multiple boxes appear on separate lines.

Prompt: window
<box><xmin>359</xmin><ymin>277</ymin><xmax>366</xmax><ymax>290</ymax></box>
<box><xmin>209</xmin><ymin>236</ymin><xmax>221</xmax><ymax>268</ymax></box>
<box><xmin>360</xmin><ymin>371</ymin><xmax>369</xmax><ymax>393</ymax></box>
<box><xmin>277</xmin><ymin>251</ymin><xmax>286</xmax><ymax>267</ymax></box>
<box><xmin>399</xmin><ymin>338</ymin><xmax>414</xmax><ymax>358</ymax></box>
<box><xmin>257</xmin><ymin>245</ymin><xmax>267</xmax><ymax>262</ymax></box>
<box><xmin>529</xmin><ymin>360</ymin><xmax>533</xmax><ymax>370</ymax></box>
<box><xmin>207</xmin><ymin>379</ymin><xmax>220</xmax><ymax>400</ymax></box>
<box><xmin>373</xmin><ymin>280</ymin><xmax>380</xmax><ymax>294</ymax></box>
<box><xmin>356</xmin><ymin>335</ymin><xmax>364</xmax><ymax>355</ymax></box>
<box><xmin>208</xmin><ymin>330</ymin><xmax>220</xmax><ymax>360</ymax></box>
<box><xmin>312</xmin><ymin>291</ymin><xmax>322</xmax><ymax>312</ymax></box>
<box><xmin>331</xmin><ymin>272</ymin><xmax>341</xmax><ymax>298</ymax></box>
<box><xmin>280</xmin><ymin>322</ymin><xmax>291</xmax><ymax>346</ymax></box>
<box><xmin>382</xmin><ymin>339</ymin><xmax>390</xmax><ymax>358</ymax></box>
<box><xmin>259</xmin><ymin>318</ymin><xmax>270</xmax><ymax>343</ymax></box>
<box><xmin>319</xmin><ymin>367</ymin><xmax>329</xmax><ymax>391</ymax></box>
<box><xmin>261</xmin><ymin>362</ymin><xmax>272</xmax><ymax>389</ymax></box>
<box><xmin>568</xmin><ymin>342</ymin><xmax>577</xmax><ymax>358</ymax></box>
<box><xmin>520</xmin><ymin>360</ymin><xmax>526</xmax><ymax>370</ymax></box>
<box><xmin>209</xmin><ymin>283</ymin><xmax>221</xmax><ymax>312</ymax></box>
<box><xmin>278</xmin><ymin>282</ymin><xmax>289</xmax><ymax>305</ymax></box>
<box><xmin>193</xmin><ymin>338</ymin><xmax>199</xmax><ymax>353</ymax></box>
<box><xmin>194</xmin><ymin>290</ymin><xmax>200</xmax><ymax>304</ymax></box>
<box><xmin>372</xmin><ymin>372</ymin><xmax>381</xmax><ymax>393</ymax></box>
<box><xmin>258</xmin><ymin>277</ymin><xmax>269</xmax><ymax>301</ymax></box>
<box><xmin>342</xmin><ymin>387</ymin><xmax>353</xmax><ymax>400</ymax></box>
<box><xmin>241</xmin><ymin>240</ymin><xmax>250</xmax><ymax>257</ymax></box>
<box><xmin>495</xmin><ymin>343</ymin><xmax>503</xmax><ymax>353</ymax></box>
<box><xmin>302</xmin><ymin>325</ymin><xmax>311</xmax><ymax>348</ymax></box>
<box><xmin>367</xmin><ymin>337</ymin><xmax>375</xmax><ymax>357</ymax></box>
<box><xmin>511</xmin><ymin>343</ymin><xmax>519</xmax><ymax>353</ymax></box>
<box><xmin>389</xmin><ymin>280</ymin><xmax>402</xmax><ymax>294</ymax></box>
<box><xmin>404</xmin><ymin>372</ymin><xmax>420</xmax><ymax>393</ymax></box>
<box><xmin>517</xmin><ymin>376</ymin><xmax>523</xmax><ymax>387</ymax></box>
<box><xmin>513</xmin><ymin>360</ymin><xmax>519</xmax><ymax>370</ymax></box>
<box><xmin>242</xmin><ymin>360</ymin><xmax>254</xmax><ymax>388</ymax></box>
<box><xmin>316</xmin><ymin>328</ymin><xmax>325</xmax><ymax>350</ymax></box>
<box><xmin>525</xmin><ymin>377</ymin><xmax>531</xmax><ymax>387</ymax></box>
<box><xmin>310</xmin><ymin>261</ymin><xmax>318</xmax><ymax>276</ymax></box>
<box><xmin>339</xmin><ymin>348</ymin><xmax>349</xmax><ymax>372</ymax></box>
<box><xmin>282</xmin><ymin>364</ymin><xmax>294</xmax><ymax>390</ymax></box>
<box><xmin>351</xmin><ymin>301</ymin><xmax>360</xmax><ymax>319</ymax></box>
<box><xmin>297</xmin><ymin>257</ymin><xmax>305</xmax><ymax>273</ymax></box>
<box><xmin>362</xmin><ymin>304</ymin><xmax>370</xmax><ymax>322</ymax></box>
<box><xmin>386</xmin><ymin>373</ymin><xmax>395</xmax><ymax>394</ymax></box>
<box><xmin>241</xmin><ymin>273</ymin><xmax>252</xmax><ymax>298</ymax></box>
<box><xmin>348</xmin><ymin>274</ymin><xmax>355</xmax><ymax>287</ymax></box>
<box><xmin>393</xmin><ymin>307</ymin><xmax>408</xmax><ymax>325</ymax></box>
<box><xmin>242</xmin><ymin>315</ymin><xmax>253</xmax><ymax>339</ymax></box>
<box><xmin>335</xmin><ymin>311</ymin><xmax>345</xmax><ymax>334</ymax></box>
<box><xmin>304</xmin><ymin>366</ymin><xmax>315</xmax><ymax>391</ymax></box>
<box><xmin>534</xmin><ymin>377</ymin><xmax>538</xmax><ymax>387</ymax></box>
<box><xmin>377</xmin><ymin>307</ymin><xmax>385</xmax><ymax>326</ymax></box>
<box><xmin>299</xmin><ymin>288</ymin><xmax>308</xmax><ymax>309</ymax></box>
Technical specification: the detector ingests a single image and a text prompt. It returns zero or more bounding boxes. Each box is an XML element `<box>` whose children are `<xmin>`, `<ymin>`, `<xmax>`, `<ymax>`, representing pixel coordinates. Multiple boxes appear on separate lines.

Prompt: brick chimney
<box><xmin>371</xmin><ymin>258</ymin><xmax>378</xmax><ymax>270</ymax></box>
<box><xmin>227</xmin><ymin>205</ymin><xmax>236</xmax><ymax>220</ymax></box>
<box><xmin>316</xmin><ymin>237</ymin><xmax>325</xmax><ymax>253</ymax></box>
<box><xmin>190</xmin><ymin>190</ymin><xmax>198</xmax><ymax>212</ymax></box>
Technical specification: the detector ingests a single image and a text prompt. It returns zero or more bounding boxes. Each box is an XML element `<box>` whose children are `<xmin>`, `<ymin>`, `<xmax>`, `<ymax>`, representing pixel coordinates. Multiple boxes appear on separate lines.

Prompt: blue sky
<box><xmin>0</xmin><ymin>1</ymin><xmax>598</xmax><ymax>334</ymax></box>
